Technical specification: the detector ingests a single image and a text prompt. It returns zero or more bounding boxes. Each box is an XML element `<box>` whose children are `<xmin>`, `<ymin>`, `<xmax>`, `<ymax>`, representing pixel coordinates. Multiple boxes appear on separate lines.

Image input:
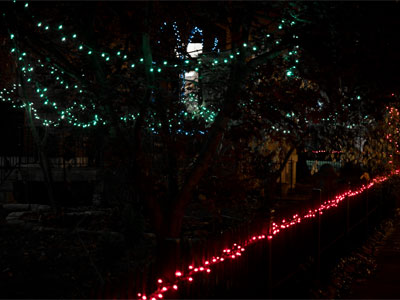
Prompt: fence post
<box><xmin>312</xmin><ymin>189</ymin><xmax>321</xmax><ymax>279</ymax></box>
<box><xmin>365</xmin><ymin>188</ymin><xmax>369</xmax><ymax>235</ymax></box>
<box><xmin>345</xmin><ymin>195</ymin><xmax>350</xmax><ymax>238</ymax></box>
<box><xmin>267</xmin><ymin>237</ymin><xmax>272</xmax><ymax>298</ymax></box>
<box><xmin>265</xmin><ymin>214</ymin><xmax>273</xmax><ymax>297</ymax></box>
<box><xmin>379</xmin><ymin>184</ymin><xmax>384</xmax><ymax>220</ymax></box>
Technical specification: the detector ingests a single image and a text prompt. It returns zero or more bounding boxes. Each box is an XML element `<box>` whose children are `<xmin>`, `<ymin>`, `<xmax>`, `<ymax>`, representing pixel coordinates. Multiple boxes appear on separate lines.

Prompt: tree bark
<box><xmin>18</xmin><ymin>81</ymin><xmax>57</xmax><ymax>211</ymax></box>
<box><xmin>166</xmin><ymin>53</ymin><xmax>249</xmax><ymax>238</ymax></box>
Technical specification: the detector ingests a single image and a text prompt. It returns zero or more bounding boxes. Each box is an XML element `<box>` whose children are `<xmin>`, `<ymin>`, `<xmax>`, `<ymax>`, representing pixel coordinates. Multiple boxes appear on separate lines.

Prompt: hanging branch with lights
<box><xmin>2</xmin><ymin>0</ymin><xmax>302</xmax><ymax>134</ymax></box>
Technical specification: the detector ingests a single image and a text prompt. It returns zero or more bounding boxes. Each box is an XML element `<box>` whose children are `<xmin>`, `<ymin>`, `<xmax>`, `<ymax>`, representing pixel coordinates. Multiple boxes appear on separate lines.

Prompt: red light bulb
<box><xmin>175</xmin><ymin>271</ymin><xmax>182</xmax><ymax>277</ymax></box>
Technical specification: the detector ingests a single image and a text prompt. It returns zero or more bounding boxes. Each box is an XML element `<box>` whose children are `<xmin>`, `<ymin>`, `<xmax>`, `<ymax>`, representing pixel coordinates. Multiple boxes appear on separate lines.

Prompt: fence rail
<box><xmin>97</xmin><ymin>175</ymin><xmax>398</xmax><ymax>299</ymax></box>
<box><xmin>1</xmin><ymin>125</ymin><xmax>101</xmax><ymax>170</ymax></box>
<box><xmin>0</xmin><ymin>156</ymin><xmax>20</xmax><ymax>186</ymax></box>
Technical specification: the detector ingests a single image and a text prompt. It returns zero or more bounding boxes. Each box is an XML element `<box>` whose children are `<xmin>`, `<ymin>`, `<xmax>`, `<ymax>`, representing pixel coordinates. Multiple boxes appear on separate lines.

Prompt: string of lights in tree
<box><xmin>137</xmin><ymin>169</ymin><xmax>400</xmax><ymax>300</ymax></box>
<box><xmin>7</xmin><ymin>19</ymin><xmax>234</xmax><ymax>128</ymax></box>
<box><xmin>211</xmin><ymin>37</ymin><xmax>219</xmax><ymax>52</ymax></box>
<box><xmin>28</xmin><ymin>14</ymin><xmax>233</xmax><ymax>75</ymax></box>
<box><xmin>4</xmin><ymin>3</ymin><xmax>105</xmax><ymax>127</ymax></box>
<box><xmin>6</xmin><ymin>39</ymin><xmax>156</xmax><ymax>128</ymax></box>
<box><xmin>159</xmin><ymin>21</ymin><xmax>222</xmax><ymax>125</ymax></box>
<box><xmin>17</xmin><ymin>0</ymin><xmax>301</xmax><ymax>75</ymax></box>
<box><xmin>6</xmin><ymin>31</ymin><xmax>103</xmax><ymax>127</ymax></box>
<box><xmin>305</xmin><ymin>92</ymin><xmax>370</xmax><ymax>139</ymax></box>
<box><xmin>27</xmin><ymin>5</ymin><xmax>300</xmax><ymax>79</ymax></box>
<box><xmin>6</xmin><ymin>1</ymin><xmax>302</xmax><ymax>134</ymax></box>
<box><xmin>180</xmin><ymin>18</ymin><xmax>302</xmax><ymax>129</ymax></box>
<box><xmin>385</xmin><ymin>105</ymin><xmax>400</xmax><ymax>161</ymax></box>
<box><xmin>313</xmin><ymin>92</ymin><xmax>376</xmax><ymax>164</ymax></box>
<box><xmin>236</xmin><ymin>20</ymin><xmax>302</xmax><ymax>136</ymax></box>
<box><xmin>11</xmin><ymin>16</ymin><xmax>216</xmax><ymax>135</ymax></box>
<box><xmin>188</xmin><ymin>26</ymin><xmax>204</xmax><ymax>45</ymax></box>
<box><xmin>0</xmin><ymin>83</ymin><xmax>20</xmax><ymax>107</ymax></box>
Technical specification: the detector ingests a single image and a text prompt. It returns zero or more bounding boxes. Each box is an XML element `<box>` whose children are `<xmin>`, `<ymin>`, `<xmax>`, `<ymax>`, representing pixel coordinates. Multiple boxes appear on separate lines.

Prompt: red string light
<box><xmin>175</xmin><ymin>271</ymin><xmax>182</xmax><ymax>277</ymax></box>
<box><xmin>138</xmin><ymin>169</ymin><xmax>400</xmax><ymax>300</ymax></box>
<box><xmin>386</xmin><ymin>106</ymin><xmax>400</xmax><ymax>154</ymax></box>
<box><xmin>305</xmin><ymin>150</ymin><xmax>342</xmax><ymax>154</ymax></box>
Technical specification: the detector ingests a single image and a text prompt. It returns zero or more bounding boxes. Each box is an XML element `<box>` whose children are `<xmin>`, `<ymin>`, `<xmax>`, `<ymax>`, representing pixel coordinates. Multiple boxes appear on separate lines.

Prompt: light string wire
<box><xmin>2</xmin><ymin>4</ymin><xmax>103</xmax><ymax>128</ymax></box>
<box><xmin>386</xmin><ymin>105</ymin><xmax>400</xmax><ymax>157</ymax></box>
<box><xmin>137</xmin><ymin>169</ymin><xmax>400</xmax><ymax>300</ymax></box>
<box><xmin>2</xmin><ymin>0</ymin><xmax>301</xmax><ymax>132</ymax></box>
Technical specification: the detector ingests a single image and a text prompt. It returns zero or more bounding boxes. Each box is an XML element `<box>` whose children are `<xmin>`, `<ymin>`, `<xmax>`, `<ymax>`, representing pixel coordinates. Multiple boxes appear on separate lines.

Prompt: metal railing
<box><xmin>97</xmin><ymin>179</ymin><xmax>397</xmax><ymax>299</ymax></box>
<box><xmin>0</xmin><ymin>156</ymin><xmax>20</xmax><ymax>186</ymax></box>
<box><xmin>1</xmin><ymin>125</ymin><xmax>103</xmax><ymax>188</ymax></box>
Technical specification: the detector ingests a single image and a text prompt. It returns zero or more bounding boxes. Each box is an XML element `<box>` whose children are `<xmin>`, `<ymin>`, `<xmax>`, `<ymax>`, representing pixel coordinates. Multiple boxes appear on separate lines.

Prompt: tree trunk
<box><xmin>18</xmin><ymin>79</ymin><xmax>57</xmax><ymax>211</ymax></box>
<box><xmin>164</xmin><ymin>57</ymin><xmax>249</xmax><ymax>241</ymax></box>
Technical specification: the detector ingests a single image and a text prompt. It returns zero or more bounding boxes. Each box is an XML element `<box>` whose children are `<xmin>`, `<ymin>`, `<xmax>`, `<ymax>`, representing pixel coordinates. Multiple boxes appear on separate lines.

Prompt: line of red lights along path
<box><xmin>136</xmin><ymin>169</ymin><xmax>400</xmax><ymax>300</ymax></box>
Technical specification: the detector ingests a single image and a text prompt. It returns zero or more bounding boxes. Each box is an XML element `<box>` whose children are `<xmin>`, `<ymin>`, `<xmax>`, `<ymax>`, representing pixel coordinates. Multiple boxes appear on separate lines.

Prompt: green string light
<box><xmin>5</xmin><ymin>11</ymin><xmax>302</xmax><ymax>129</ymax></box>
